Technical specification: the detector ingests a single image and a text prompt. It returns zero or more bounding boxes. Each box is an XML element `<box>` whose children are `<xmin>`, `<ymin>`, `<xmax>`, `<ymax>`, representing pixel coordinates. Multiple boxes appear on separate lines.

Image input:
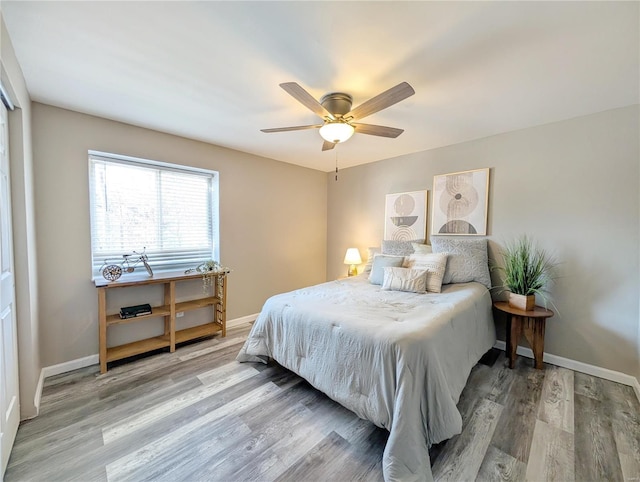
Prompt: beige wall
<box><xmin>327</xmin><ymin>106</ymin><xmax>640</xmax><ymax>383</ymax></box>
<box><xmin>5</xmin><ymin>0</ymin><xmax>639</xmax><ymax>398</ymax></box>
<box><xmin>1</xmin><ymin>12</ymin><xmax>41</xmax><ymax>419</ymax></box>
<box><xmin>32</xmin><ymin>103</ymin><xmax>327</xmax><ymax>367</ymax></box>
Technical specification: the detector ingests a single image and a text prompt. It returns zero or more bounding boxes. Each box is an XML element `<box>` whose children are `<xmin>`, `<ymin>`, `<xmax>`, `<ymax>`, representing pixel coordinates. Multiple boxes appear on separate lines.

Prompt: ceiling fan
<box><xmin>261</xmin><ymin>82</ymin><xmax>415</xmax><ymax>151</ymax></box>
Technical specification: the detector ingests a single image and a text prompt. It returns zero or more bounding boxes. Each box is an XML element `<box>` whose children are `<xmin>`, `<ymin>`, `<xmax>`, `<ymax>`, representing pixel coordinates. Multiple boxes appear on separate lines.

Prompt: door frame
<box><xmin>0</xmin><ymin>90</ymin><xmax>20</xmax><ymax>478</ymax></box>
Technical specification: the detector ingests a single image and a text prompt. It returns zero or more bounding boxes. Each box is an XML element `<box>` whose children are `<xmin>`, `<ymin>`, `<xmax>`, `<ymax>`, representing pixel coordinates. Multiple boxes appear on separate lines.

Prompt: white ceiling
<box><xmin>2</xmin><ymin>1</ymin><xmax>638</xmax><ymax>172</ymax></box>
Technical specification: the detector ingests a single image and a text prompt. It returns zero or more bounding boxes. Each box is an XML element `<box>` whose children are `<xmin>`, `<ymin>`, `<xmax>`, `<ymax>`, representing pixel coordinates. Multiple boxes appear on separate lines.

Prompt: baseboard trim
<box><xmin>42</xmin><ymin>354</ymin><xmax>100</xmax><ymax>379</ymax></box>
<box><xmin>494</xmin><ymin>340</ymin><xmax>640</xmax><ymax>402</ymax></box>
<box><xmin>227</xmin><ymin>313</ymin><xmax>259</xmax><ymax>328</ymax></box>
<box><xmin>40</xmin><ymin>313</ymin><xmax>260</xmax><ymax>381</ymax></box>
<box><xmin>31</xmin><ymin>369</ymin><xmax>45</xmax><ymax>419</ymax></box>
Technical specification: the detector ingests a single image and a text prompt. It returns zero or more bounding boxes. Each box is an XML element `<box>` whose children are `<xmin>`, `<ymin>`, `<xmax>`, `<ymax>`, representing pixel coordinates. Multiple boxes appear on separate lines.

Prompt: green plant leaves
<box><xmin>494</xmin><ymin>235</ymin><xmax>557</xmax><ymax>297</ymax></box>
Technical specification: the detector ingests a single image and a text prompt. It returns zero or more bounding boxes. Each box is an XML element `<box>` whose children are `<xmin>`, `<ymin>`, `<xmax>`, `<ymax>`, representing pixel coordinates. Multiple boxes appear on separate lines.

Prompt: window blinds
<box><xmin>88</xmin><ymin>152</ymin><xmax>219</xmax><ymax>279</ymax></box>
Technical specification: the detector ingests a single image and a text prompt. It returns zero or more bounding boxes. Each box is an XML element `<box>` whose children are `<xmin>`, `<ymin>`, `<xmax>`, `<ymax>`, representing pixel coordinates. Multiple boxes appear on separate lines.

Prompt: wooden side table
<box><xmin>493</xmin><ymin>301</ymin><xmax>554</xmax><ymax>369</ymax></box>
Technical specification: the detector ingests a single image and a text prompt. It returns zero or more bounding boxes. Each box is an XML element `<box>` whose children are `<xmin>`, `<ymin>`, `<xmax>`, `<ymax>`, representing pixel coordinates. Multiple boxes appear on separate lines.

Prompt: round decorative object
<box><xmin>439</xmin><ymin>173</ymin><xmax>479</xmax><ymax>218</ymax></box>
<box><xmin>438</xmin><ymin>220</ymin><xmax>477</xmax><ymax>234</ymax></box>
<box><xmin>102</xmin><ymin>264</ymin><xmax>123</xmax><ymax>281</ymax></box>
<box><xmin>394</xmin><ymin>194</ymin><xmax>416</xmax><ymax>216</ymax></box>
<box><xmin>391</xmin><ymin>226</ymin><xmax>418</xmax><ymax>241</ymax></box>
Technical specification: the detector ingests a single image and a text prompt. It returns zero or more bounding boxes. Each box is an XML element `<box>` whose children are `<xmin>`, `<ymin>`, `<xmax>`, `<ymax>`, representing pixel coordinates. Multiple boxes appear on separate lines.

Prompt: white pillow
<box><xmin>411</xmin><ymin>243</ymin><xmax>432</xmax><ymax>254</ymax></box>
<box><xmin>403</xmin><ymin>252</ymin><xmax>448</xmax><ymax>293</ymax></box>
<box><xmin>381</xmin><ymin>267</ymin><xmax>428</xmax><ymax>293</ymax></box>
<box><xmin>363</xmin><ymin>247</ymin><xmax>381</xmax><ymax>273</ymax></box>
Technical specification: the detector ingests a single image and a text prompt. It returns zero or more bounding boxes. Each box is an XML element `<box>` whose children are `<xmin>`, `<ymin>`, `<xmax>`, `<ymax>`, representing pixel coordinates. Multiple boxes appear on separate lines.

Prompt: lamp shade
<box><xmin>343</xmin><ymin>248</ymin><xmax>362</xmax><ymax>265</ymax></box>
<box><xmin>319</xmin><ymin>122</ymin><xmax>355</xmax><ymax>144</ymax></box>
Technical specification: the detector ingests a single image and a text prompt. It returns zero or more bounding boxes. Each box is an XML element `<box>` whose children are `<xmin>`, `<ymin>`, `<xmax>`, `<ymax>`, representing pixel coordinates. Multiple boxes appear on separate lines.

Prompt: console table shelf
<box><xmin>106</xmin><ymin>306</ymin><xmax>172</xmax><ymax>326</ymax></box>
<box><xmin>176</xmin><ymin>296</ymin><xmax>219</xmax><ymax>312</ymax></box>
<box><xmin>96</xmin><ymin>270</ymin><xmax>228</xmax><ymax>373</ymax></box>
<box><xmin>106</xmin><ymin>336</ymin><xmax>170</xmax><ymax>363</ymax></box>
<box><xmin>175</xmin><ymin>322</ymin><xmax>222</xmax><ymax>344</ymax></box>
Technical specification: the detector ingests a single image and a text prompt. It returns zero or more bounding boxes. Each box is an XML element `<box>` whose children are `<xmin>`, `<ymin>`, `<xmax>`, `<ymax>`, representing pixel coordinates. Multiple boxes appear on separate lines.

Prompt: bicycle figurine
<box><xmin>100</xmin><ymin>248</ymin><xmax>153</xmax><ymax>281</ymax></box>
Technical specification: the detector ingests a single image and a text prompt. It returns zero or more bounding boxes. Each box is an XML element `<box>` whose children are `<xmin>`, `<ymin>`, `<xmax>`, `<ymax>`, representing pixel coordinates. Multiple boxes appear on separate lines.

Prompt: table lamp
<box><xmin>343</xmin><ymin>248</ymin><xmax>362</xmax><ymax>277</ymax></box>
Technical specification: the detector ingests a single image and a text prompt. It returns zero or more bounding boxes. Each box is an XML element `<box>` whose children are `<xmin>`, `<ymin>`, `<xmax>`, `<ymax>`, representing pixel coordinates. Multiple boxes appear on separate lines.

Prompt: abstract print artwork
<box><xmin>384</xmin><ymin>190</ymin><xmax>428</xmax><ymax>241</ymax></box>
<box><xmin>432</xmin><ymin>168</ymin><xmax>489</xmax><ymax>235</ymax></box>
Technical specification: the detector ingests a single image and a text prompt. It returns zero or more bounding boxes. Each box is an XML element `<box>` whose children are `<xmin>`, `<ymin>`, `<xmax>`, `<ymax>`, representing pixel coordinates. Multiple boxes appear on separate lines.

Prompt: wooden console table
<box><xmin>95</xmin><ymin>270</ymin><xmax>228</xmax><ymax>374</ymax></box>
<box><xmin>493</xmin><ymin>301</ymin><xmax>554</xmax><ymax>370</ymax></box>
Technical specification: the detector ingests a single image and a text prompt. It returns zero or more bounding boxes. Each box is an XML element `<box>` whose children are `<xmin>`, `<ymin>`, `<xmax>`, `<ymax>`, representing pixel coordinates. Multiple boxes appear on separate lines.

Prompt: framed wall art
<box><xmin>431</xmin><ymin>168</ymin><xmax>489</xmax><ymax>236</ymax></box>
<box><xmin>384</xmin><ymin>190</ymin><xmax>428</xmax><ymax>241</ymax></box>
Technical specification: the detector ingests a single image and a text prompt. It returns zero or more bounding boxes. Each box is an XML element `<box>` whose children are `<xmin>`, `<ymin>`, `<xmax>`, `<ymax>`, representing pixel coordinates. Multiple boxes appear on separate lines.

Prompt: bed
<box><xmin>236</xmin><ymin>268</ymin><xmax>495</xmax><ymax>481</ymax></box>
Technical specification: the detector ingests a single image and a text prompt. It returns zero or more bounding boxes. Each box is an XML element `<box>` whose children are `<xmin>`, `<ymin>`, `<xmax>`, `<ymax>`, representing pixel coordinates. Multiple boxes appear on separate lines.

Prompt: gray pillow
<box><xmin>368</xmin><ymin>254</ymin><xmax>405</xmax><ymax>285</ymax></box>
<box><xmin>430</xmin><ymin>237</ymin><xmax>491</xmax><ymax>289</ymax></box>
<box><xmin>381</xmin><ymin>239</ymin><xmax>424</xmax><ymax>256</ymax></box>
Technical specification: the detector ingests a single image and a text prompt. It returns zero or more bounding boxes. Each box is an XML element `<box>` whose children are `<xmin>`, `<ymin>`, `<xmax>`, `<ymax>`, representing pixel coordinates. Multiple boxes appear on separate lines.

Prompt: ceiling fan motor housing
<box><xmin>320</xmin><ymin>93</ymin><xmax>353</xmax><ymax>117</ymax></box>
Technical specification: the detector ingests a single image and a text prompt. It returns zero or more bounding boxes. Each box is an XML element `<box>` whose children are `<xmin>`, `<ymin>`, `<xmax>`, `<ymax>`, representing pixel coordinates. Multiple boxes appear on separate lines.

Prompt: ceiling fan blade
<box><xmin>353</xmin><ymin>123</ymin><xmax>404</xmax><ymax>138</ymax></box>
<box><xmin>344</xmin><ymin>82</ymin><xmax>415</xmax><ymax>121</ymax></box>
<box><xmin>261</xmin><ymin>124</ymin><xmax>322</xmax><ymax>133</ymax></box>
<box><xmin>280</xmin><ymin>82</ymin><xmax>335</xmax><ymax>120</ymax></box>
<box><xmin>322</xmin><ymin>140</ymin><xmax>336</xmax><ymax>151</ymax></box>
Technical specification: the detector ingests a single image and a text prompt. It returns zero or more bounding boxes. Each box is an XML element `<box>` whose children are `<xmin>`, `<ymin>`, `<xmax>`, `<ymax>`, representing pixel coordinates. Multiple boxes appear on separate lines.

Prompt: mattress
<box><xmin>237</xmin><ymin>275</ymin><xmax>495</xmax><ymax>481</ymax></box>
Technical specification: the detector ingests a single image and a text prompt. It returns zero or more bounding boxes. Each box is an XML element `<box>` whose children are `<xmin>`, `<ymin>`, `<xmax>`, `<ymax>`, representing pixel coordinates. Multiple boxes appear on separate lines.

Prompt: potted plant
<box><xmin>493</xmin><ymin>235</ymin><xmax>557</xmax><ymax>311</ymax></box>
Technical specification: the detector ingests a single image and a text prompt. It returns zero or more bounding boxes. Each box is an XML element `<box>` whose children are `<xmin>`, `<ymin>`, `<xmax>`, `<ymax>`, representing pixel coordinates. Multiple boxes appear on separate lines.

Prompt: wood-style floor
<box><xmin>5</xmin><ymin>322</ymin><xmax>640</xmax><ymax>482</ymax></box>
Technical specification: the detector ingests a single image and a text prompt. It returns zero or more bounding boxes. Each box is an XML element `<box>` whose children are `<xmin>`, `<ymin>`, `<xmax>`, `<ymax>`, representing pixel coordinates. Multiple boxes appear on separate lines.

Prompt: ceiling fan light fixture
<box><xmin>319</xmin><ymin>121</ymin><xmax>355</xmax><ymax>144</ymax></box>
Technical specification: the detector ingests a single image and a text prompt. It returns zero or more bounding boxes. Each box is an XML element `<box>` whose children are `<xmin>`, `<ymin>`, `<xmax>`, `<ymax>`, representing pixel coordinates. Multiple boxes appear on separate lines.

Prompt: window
<box><xmin>89</xmin><ymin>151</ymin><xmax>219</xmax><ymax>278</ymax></box>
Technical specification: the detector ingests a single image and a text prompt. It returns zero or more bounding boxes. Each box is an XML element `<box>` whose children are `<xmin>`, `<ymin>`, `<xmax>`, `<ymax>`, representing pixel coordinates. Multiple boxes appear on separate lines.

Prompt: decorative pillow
<box><xmin>403</xmin><ymin>252</ymin><xmax>448</xmax><ymax>293</ymax></box>
<box><xmin>430</xmin><ymin>237</ymin><xmax>491</xmax><ymax>289</ymax></box>
<box><xmin>411</xmin><ymin>243</ymin><xmax>432</xmax><ymax>254</ymax></box>
<box><xmin>368</xmin><ymin>254</ymin><xmax>405</xmax><ymax>285</ymax></box>
<box><xmin>381</xmin><ymin>239</ymin><xmax>424</xmax><ymax>256</ymax></box>
<box><xmin>363</xmin><ymin>247</ymin><xmax>381</xmax><ymax>273</ymax></box>
<box><xmin>381</xmin><ymin>267</ymin><xmax>428</xmax><ymax>293</ymax></box>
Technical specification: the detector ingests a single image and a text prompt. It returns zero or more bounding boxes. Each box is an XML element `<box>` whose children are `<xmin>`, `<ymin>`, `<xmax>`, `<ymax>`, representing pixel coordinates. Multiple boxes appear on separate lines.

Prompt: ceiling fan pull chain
<box><xmin>335</xmin><ymin>150</ymin><xmax>339</xmax><ymax>181</ymax></box>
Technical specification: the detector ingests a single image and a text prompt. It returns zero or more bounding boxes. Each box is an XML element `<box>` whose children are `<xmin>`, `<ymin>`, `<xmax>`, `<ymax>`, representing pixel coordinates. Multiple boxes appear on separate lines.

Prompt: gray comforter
<box><xmin>236</xmin><ymin>276</ymin><xmax>495</xmax><ymax>481</ymax></box>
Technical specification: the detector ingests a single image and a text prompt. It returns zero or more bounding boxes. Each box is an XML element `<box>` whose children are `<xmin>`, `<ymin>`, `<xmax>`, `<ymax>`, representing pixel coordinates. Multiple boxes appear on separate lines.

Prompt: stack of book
<box><xmin>119</xmin><ymin>303</ymin><xmax>152</xmax><ymax>319</ymax></box>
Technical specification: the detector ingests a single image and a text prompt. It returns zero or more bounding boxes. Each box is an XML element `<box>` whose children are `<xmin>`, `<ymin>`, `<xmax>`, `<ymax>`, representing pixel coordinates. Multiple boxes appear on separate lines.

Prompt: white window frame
<box><xmin>88</xmin><ymin>150</ymin><xmax>219</xmax><ymax>279</ymax></box>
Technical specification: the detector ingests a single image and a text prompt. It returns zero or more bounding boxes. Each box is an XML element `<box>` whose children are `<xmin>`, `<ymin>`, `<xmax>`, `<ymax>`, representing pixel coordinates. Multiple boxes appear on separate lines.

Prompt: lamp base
<box><xmin>348</xmin><ymin>265</ymin><xmax>358</xmax><ymax>277</ymax></box>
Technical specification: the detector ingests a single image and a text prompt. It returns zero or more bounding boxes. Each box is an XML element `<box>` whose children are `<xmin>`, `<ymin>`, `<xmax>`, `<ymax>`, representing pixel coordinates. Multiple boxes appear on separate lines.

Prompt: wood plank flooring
<box><xmin>5</xmin><ymin>322</ymin><xmax>639</xmax><ymax>481</ymax></box>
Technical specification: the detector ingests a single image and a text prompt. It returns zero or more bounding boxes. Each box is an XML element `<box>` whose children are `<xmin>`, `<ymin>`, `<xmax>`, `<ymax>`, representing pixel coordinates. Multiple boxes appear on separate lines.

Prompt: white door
<box><xmin>0</xmin><ymin>99</ymin><xmax>20</xmax><ymax>477</ymax></box>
